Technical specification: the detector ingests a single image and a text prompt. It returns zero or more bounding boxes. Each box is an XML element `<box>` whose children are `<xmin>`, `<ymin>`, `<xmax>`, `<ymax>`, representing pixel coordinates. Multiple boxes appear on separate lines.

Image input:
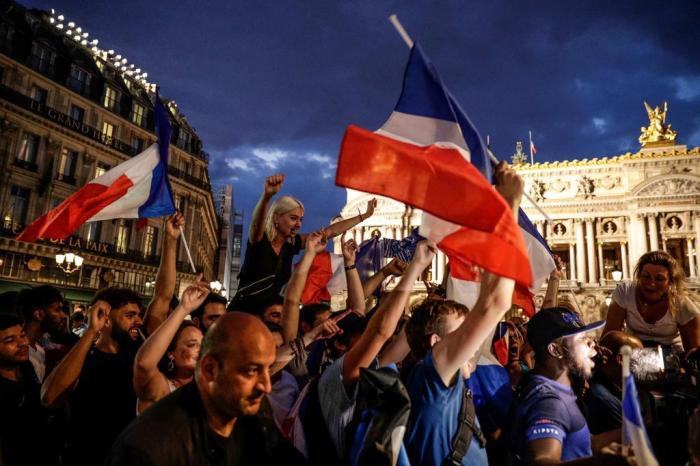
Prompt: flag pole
<box><xmin>620</xmin><ymin>344</ymin><xmax>631</xmax><ymax>456</ymax></box>
<box><xmin>529</xmin><ymin>130</ymin><xmax>534</xmax><ymax>165</ymax></box>
<box><xmin>387</xmin><ymin>15</ymin><xmax>552</xmax><ymax>224</ymax></box>
<box><xmin>179</xmin><ymin>225</ymin><xmax>197</xmax><ymax>273</ymax></box>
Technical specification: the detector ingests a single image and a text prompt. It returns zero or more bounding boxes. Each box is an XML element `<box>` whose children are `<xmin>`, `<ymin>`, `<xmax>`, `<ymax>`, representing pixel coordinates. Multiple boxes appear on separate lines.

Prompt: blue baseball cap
<box><xmin>527</xmin><ymin>307</ymin><xmax>605</xmax><ymax>351</ymax></box>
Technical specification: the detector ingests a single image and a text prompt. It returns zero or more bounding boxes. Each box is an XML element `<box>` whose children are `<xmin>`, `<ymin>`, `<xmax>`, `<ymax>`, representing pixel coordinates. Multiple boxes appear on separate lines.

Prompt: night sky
<box><xmin>27</xmin><ymin>0</ymin><xmax>700</xmax><ymax>235</ymax></box>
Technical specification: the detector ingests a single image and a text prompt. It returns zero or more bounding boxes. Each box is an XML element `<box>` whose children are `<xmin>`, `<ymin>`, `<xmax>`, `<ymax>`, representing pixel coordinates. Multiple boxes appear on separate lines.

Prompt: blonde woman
<box><xmin>602</xmin><ymin>250</ymin><xmax>700</xmax><ymax>351</ymax></box>
<box><xmin>232</xmin><ymin>173</ymin><xmax>376</xmax><ymax>311</ymax></box>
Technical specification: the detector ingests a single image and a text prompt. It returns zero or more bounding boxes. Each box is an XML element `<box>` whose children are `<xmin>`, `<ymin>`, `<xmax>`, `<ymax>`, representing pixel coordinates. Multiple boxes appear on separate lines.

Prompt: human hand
<box><xmin>308</xmin><ymin>310</ymin><xmax>351</xmax><ymax>341</ymax></box>
<box><xmin>305</xmin><ymin>230</ymin><xmax>327</xmax><ymax>255</ymax></box>
<box><xmin>550</xmin><ymin>255</ymin><xmax>563</xmax><ymax>280</ymax></box>
<box><xmin>424</xmin><ymin>280</ymin><xmax>446</xmax><ymax>300</ymax></box>
<box><xmin>410</xmin><ymin>241</ymin><xmax>437</xmax><ymax>271</ymax></box>
<box><xmin>179</xmin><ymin>277</ymin><xmax>211</xmax><ymax>313</ymax></box>
<box><xmin>364</xmin><ymin>198</ymin><xmax>377</xmax><ymax>218</ymax></box>
<box><xmin>87</xmin><ymin>300</ymin><xmax>111</xmax><ymax>333</ymax></box>
<box><xmin>264</xmin><ymin>173</ymin><xmax>285</xmax><ymax>198</ymax></box>
<box><xmin>341</xmin><ymin>235</ymin><xmax>358</xmax><ymax>266</ymax></box>
<box><xmin>165</xmin><ymin>211</ymin><xmax>185</xmax><ymax>240</ymax></box>
<box><xmin>384</xmin><ymin>259</ymin><xmax>408</xmax><ymax>277</ymax></box>
<box><xmin>494</xmin><ymin>161</ymin><xmax>524</xmax><ymax>212</ymax></box>
<box><xmin>597</xmin><ymin>442</ymin><xmax>636</xmax><ymax>465</ymax></box>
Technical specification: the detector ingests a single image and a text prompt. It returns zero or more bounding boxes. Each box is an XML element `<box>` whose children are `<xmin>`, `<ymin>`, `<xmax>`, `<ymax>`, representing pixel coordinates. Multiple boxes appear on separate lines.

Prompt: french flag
<box><xmin>299</xmin><ymin>252</ymin><xmax>346</xmax><ymax>305</ymax></box>
<box><xmin>623</xmin><ymin>373</ymin><xmax>658</xmax><ymax>466</ymax></box>
<box><xmin>16</xmin><ymin>92</ymin><xmax>175</xmax><ymax>243</ymax></box>
<box><xmin>336</xmin><ymin>43</ymin><xmax>532</xmax><ymax>289</ymax></box>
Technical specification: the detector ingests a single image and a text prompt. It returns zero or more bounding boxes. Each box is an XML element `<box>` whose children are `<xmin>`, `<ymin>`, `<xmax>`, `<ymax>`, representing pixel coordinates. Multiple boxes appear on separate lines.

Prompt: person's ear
<box><xmin>429</xmin><ymin>333</ymin><xmax>440</xmax><ymax>348</ymax></box>
<box><xmin>199</xmin><ymin>354</ymin><xmax>218</xmax><ymax>383</ymax></box>
<box><xmin>547</xmin><ymin>342</ymin><xmax>564</xmax><ymax>359</ymax></box>
<box><xmin>32</xmin><ymin>308</ymin><xmax>44</xmax><ymax>322</ymax></box>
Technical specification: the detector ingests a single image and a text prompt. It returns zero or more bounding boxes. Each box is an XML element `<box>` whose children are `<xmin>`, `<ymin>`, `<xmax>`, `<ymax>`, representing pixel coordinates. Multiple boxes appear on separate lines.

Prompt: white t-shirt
<box><xmin>611</xmin><ymin>281</ymin><xmax>700</xmax><ymax>347</ymax></box>
<box><xmin>29</xmin><ymin>343</ymin><xmax>46</xmax><ymax>382</ymax></box>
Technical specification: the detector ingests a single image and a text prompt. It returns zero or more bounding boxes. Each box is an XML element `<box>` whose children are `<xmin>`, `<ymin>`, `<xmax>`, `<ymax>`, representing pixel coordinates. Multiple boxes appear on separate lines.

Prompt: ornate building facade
<box><xmin>338</xmin><ymin>103</ymin><xmax>700</xmax><ymax>322</ymax></box>
<box><xmin>0</xmin><ymin>1</ymin><xmax>218</xmax><ymax>303</ymax></box>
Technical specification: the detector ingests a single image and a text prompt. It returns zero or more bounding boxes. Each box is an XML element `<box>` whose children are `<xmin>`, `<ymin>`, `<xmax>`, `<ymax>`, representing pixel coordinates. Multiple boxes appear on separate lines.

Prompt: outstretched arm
<box><xmin>143</xmin><ymin>212</ymin><xmax>183</xmax><ymax>336</ymax></box>
<box><xmin>342</xmin><ymin>241</ymin><xmax>435</xmax><ymax>386</ymax></box>
<box><xmin>134</xmin><ymin>283</ymin><xmax>210</xmax><ymax>403</ymax></box>
<box><xmin>362</xmin><ymin>258</ymin><xmax>407</xmax><ymax>298</ymax></box>
<box><xmin>322</xmin><ymin>198</ymin><xmax>377</xmax><ymax>240</ymax></box>
<box><xmin>432</xmin><ymin>162</ymin><xmax>523</xmax><ymax>385</ymax></box>
<box><xmin>41</xmin><ymin>300</ymin><xmax>110</xmax><ymax>407</ymax></box>
<box><xmin>249</xmin><ymin>174</ymin><xmax>284</xmax><ymax>243</ymax></box>
<box><xmin>341</xmin><ymin>236</ymin><xmax>365</xmax><ymax>315</ymax></box>
<box><xmin>280</xmin><ymin>231</ymin><xmax>327</xmax><ymax>343</ymax></box>
<box><xmin>541</xmin><ymin>255</ymin><xmax>563</xmax><ymax>309</ymax></box>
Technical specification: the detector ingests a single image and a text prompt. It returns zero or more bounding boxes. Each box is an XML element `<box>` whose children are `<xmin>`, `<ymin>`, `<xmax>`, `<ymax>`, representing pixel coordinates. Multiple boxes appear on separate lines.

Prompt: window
<box><xmin>30</xmin><ymin>85</ymin><xmax>47</xmax><ymax>105</ymax></box>
<box><xmin>177</xmin><ymin>129</ymin><xmax>191</xmax><ymax>150</ymax></box>
<box><xmin>102</xmin><ymin>85</ymin><xmax>119</xmax><ymax>111</ymax></box>
<box><xmin>3</xmin><ymin>186</ymin><xmax>30</xmax><ymax>231</ymax></box>
<box><xmin>85</xmin><ymin>221</ymin><xmax>102</xmax><ymax>242</ymax></box>
<box><xmin>94</xmin><ymin>162</ymin><xmax>109</xmax><ymax>179</ymax></box>
<box><xmin>0</xmin><ymin>22</ymin><xmax>14</xmax><ymax>52</ymax></box>
<box><xmin>57</xmin><ymin>148</ymin><xmax>78</xmax><ymax>183</ymax></box>
<box><xmin>131</xmin><ymin>136</ymin><xmax>144</xmax><ymax>155</ymax></box>
<box><xmin>101</xmin><ymin>121</ymin><xmax>114</xmax><ymax>144</ymax></box>
<box><xmin>174</xmin><ymin>194</ymin><xmax>184</xmax><ymax>211</ymax></box>
<box><xmin>131</xmin><ymin>103</ymin><xmax>145</xmax><ymax>127</ymax></box>
<box><xmin>16</xmin><ymin>133</ymin><xmax>40</xmax><ymax>163</ymax></box>
<box><xmin>69</xmin><ymin>105</ymin><xmax>85</xmax><ymax>123</ymax></box>
<box><xmin>28</xmin><ymin>42</ymin><xmax>56</xmax><ymax>75</ymax></box>
<box><xmin>50</xmin><ymin>197</ymin><xmax>64</xmax><ymax>209</ymax></box>
<box><xmin>143</xmin><ymin>226</ymin><xmax>158</xmax><ymax>258</ymax></box>
<box><xmin>67</xmin><ymin>65</ymin><xmax>90</xmax><ymax>94</ymax></box>
<box><xmin>116</xmin><ymin>219</ymin><xmax>130</xmax><ymax>254</ymax></box>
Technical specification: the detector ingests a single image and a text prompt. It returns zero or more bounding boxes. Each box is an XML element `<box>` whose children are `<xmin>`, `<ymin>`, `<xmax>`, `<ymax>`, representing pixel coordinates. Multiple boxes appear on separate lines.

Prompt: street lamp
<box><xmin>611</xmin><ymin>269</ymin><xmax>623</xmax><ymax>281</ymax></box>
<box><xmin>209</xmin><ymin>280</ymin><xmax>226</xmax><ymax>296</ymax></box>
<box><xmin>55</xmin><ymin>251</ymin><xmax>84</xmax><ymax>274</ymax></box>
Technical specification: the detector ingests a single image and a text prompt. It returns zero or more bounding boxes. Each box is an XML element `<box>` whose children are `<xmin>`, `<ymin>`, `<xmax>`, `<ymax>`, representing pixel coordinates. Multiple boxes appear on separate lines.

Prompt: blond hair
<box><xmin>634</xmin><ymin>250</ymin><xmax>688</xmax><ymax>317</ymax></box>
<box><xmin>264</xmin><ymin>195</ymin><xmax>304</xmax><ymax>242</ymax></box>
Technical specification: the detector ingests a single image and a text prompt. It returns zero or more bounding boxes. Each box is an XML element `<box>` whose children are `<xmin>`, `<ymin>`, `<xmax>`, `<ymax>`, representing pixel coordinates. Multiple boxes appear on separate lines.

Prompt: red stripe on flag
<box><xmin>512</xmin><ymin>284</ymin><xmax>536</xmax><ymax>317</ymax></box>
<box><xmin>336</xmin><ymin>125</ymin><xmax>507</xmax><ymax>232</ymax></box>
<box><xmin>300</xmin><ymin>252</ymin><xmax>333</xmax><ymax>305</ymax></box>
<box><xmin>16</xmin><ymin>175</ymin><xmax>134</xmax><ymax>243</ymax></box>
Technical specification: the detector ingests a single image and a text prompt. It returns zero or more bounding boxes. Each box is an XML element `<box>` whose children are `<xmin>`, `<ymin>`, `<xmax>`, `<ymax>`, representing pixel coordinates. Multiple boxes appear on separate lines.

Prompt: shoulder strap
<box><xmin>442</xmin><ymin>387</ymin><xmax>486</xmax><ymax>466</ymax></box>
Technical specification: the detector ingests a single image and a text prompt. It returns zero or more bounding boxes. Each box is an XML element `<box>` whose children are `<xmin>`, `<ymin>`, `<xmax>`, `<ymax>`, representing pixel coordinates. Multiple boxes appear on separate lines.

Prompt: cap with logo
<box><xmin>526</xmin><ymin>306</ymin><xmax>605</xmax><ymax>351</ymax></box>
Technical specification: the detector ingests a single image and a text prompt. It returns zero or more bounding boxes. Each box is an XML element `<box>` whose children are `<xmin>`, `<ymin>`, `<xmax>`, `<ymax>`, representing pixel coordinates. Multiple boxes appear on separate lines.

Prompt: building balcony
<box><xmin>13</xmin><ymin>158</ymin><xmax>38</xmax><ymax>172</ymax></box>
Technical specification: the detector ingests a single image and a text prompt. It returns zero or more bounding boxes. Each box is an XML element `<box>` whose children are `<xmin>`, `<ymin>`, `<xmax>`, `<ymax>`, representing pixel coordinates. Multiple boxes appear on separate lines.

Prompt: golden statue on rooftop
<box><xmin>639</xmin><ymin>101</ymin><xmax>678</xmax><ymax>147</ymax></box>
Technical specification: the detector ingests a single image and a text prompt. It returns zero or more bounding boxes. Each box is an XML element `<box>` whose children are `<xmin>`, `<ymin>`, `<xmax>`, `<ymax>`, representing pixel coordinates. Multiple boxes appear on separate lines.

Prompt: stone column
<box><xmin>628</xmin><ymin>214</ymin><xmax>647</xmax><ymax>267</ymax></box>
<box><xmin>620</xmin><ymin>242</ymin><xmax>629</xmax><ymax>279</ymax></box>
<box><xmin>694</xmin><ymin>213</ymin><xmax>700</xmax><ymax>277</ymax></box>
<box><xmin>647</xmin><ymin>214</ymin><xmax>659</xmax><ymax>251</ymax></box>
<box><xmin>569</xmin><ymin>243</ymin><xmax>577</xmax><ymax>281</ymax></box>
<box><xmin>585</xmin><ymin>219</ymin><xmax>597</xmax><ymax>283</ymax></box>
<box><xmin>597</xmin><ymin>242</ymin><xmax>605</xmax><ymax>282</ymax></box>
<box><xmin>436</xmin><ymin>250</ymin><xmax>446</xmax><ymax>283</ymax></box>
<box><xmin>575</xmin><ymin>220</ymin><xmax>586</xmax><ymax>283</ymax></box>
<box><xmin>688</xmin><ymin>238</ymin><xmax>697</xmax><ymax>278</ymax></box>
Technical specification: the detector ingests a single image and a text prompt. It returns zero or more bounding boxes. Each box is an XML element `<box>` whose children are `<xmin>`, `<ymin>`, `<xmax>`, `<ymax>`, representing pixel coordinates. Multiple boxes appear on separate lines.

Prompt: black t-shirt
<box><xmin>64</xmin><ymin>346</ymin><xmax>139</xmax><ymax>466</ymax></box>
<box><xmin>234</xmin><ymin>234</ymin><xmax>303</xmax><ymax>310</ymax></box>
<box><xmin>105</xmin><ymin>382</ymin><xmax>308</xmax><ymax>466</ymax></box>
<box><xmin>583</xmin><ymin>372</ymin><xmax>622</xmax><ymax>435</ymax></box>
<box><xmin>0</xmin><ymin>363</ymin><xmax>57</xmax><ymax>466</ymax></box>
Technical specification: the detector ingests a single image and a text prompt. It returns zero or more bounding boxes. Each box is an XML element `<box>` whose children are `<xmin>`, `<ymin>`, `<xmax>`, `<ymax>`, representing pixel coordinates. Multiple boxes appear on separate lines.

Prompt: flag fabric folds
<box><xmin>16</xmin><ymin>93</ymin><xmax>175</xmax><ymax>243</ymax></box>
<box><xmin>336</xmin><ymin>43</ymin><xmax>532</xmax><ymax>289</ymax></box>
<box><xmin>623</xmin><ymin>373</ymin><xmax>659</xmax><ymax>466</ymax></box>
<box><xmin>355</xmin><ymin>228</ymin><xmax>423</xmax><ymax>285</ymax></box>
<box><xmin>299</xmin><ymin>251</ymin><xmax>346</xmax><ymax>305</ymax></box>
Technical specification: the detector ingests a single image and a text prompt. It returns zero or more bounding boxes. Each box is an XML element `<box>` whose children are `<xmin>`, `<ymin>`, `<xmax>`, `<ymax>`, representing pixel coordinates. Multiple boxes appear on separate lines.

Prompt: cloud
<box><xmin>251</xmin><ymin>148</ymin><xmax>289</xmax><ymax>170</ymax></box>
<box><xmin>592</xmin><ymin>117</ymin><xmax>608</xmax><ymax>134</ymax></box>
<box><xmin>671</xmin><ymin>76</ymin><xmax>700</xmax><ymax>102</ymax></box>
<box><xmin>226</xmin><ymin>158</ymin><xmax>252</xmax><ymax>172</ymax></box>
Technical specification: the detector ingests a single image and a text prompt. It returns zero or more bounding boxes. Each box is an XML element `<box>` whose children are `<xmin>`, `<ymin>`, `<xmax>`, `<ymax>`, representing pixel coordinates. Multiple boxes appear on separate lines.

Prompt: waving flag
<box><xmin>336</xmin><ymin>44</ymin><xmax>532</xmax><ymax>288</ymax></box>
<box><xmin>623</xmin><ymin>373</ymin><xmax>658</xmax><ymax>466</ymax></box>
<box><xmin>355</xmin><ymin>228</ymin><xmax>423</xmax><ymax>284</ymax></box>
<box><xmin>16</xmin><ymin>92</ymin><xmax>175</xmax><ymax>243</ymax></box>
<box><xmin>299</xmin><ymin>251</ymin><xmax>346</xmax><ymax>305</ymax></box>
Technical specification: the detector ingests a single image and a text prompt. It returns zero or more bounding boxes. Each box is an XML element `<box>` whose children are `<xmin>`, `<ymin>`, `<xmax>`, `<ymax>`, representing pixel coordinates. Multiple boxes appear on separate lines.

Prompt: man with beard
<box><xmin>511</xmin><ymin>307</ymin><xmax>633</xmax><ymax>465</ymax></box>
<box><xmin>0</xmin><ymin>312</ymin><xmax>57</xmax><ymax>466</ymax></box>
<box><xmin>105</xmin><ymin>312</ymin><xmax>307</xmax><ymax>466</ymax></box>
<box><xmin>41</xmin><ymin>287</ymin><xmax>144</xmax><ymax>466</ymax></box>
<box><xmin>16</xmin><ymin>285</ymin><xmax>68</xmax><ymax>381</ymax></box>
<box><xmin>191</xmin><ymin>292</ymin><xmax>227</xmax><ymax>333</ymax></box>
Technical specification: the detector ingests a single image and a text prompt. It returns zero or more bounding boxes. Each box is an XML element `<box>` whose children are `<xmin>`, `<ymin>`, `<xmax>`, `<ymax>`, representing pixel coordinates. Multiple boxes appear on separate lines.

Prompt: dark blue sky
<box><xmin>30</xmin><ymin>0</ymin><xmax>700</xmax><ymax>233</ymax></box>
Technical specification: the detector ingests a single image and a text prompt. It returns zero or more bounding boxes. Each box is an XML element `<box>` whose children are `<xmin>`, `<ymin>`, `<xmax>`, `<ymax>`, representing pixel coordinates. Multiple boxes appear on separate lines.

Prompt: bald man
<box><xmin>584</xmin><ymin>331</ymin><xmax>643</xmax><ymax>435</ymax></box>
<box><xmin>105</xmin><ymin>312</ymin><xmax>307</xmax><ymax>466</ymax></box>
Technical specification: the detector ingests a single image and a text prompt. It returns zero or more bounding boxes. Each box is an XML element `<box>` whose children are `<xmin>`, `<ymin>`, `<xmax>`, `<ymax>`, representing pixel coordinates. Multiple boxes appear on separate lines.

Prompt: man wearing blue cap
<box><xmin>511</xmin><ymin>307</ymin><xmax>633</xmax><ymax>465</ymax></box>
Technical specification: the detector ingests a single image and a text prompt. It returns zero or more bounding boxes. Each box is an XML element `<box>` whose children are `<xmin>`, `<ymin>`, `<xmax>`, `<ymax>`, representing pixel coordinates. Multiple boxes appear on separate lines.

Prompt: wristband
<box><xmin>344</xmin><ymin>264</ymin><xmax>356</xmax><ymax>271</ymax></box>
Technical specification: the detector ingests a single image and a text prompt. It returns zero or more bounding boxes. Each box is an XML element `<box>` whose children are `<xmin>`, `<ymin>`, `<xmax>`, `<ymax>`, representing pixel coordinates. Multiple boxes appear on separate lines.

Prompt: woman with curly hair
<box><xmin>602</xmin><ymin>250</ymin><xmax>700</xmax><ymax>351</ymax></box>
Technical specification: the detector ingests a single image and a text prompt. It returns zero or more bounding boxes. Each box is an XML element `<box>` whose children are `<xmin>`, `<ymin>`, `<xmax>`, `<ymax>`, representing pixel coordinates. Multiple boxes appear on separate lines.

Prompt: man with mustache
<box><xmin>0</xmin><ymin>312</ymin><xmax>56</xmax><ymax>465</ymax></box>
<box><xmin>41</xmin><ymin>287</ymin><xmax>144</xmax><ymax>466</ymax></box>
<box><xmin>511</xmin><ymin>307</ymin><xmax>633</xmax><ymax>465</ymax></box>
<box><xmin>105</xmin><ymin>312</ymin><xmax>307</xmax><ymax>466</ymax></box>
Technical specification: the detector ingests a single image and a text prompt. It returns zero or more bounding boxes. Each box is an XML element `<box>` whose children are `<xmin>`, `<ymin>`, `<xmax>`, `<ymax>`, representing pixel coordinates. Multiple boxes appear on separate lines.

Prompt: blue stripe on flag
<box><xmin>138</xmin><ymin>91</ymin><xmax>176</xmax><ymax>218</ymax></box>
<box><xmin>623</xmin><ymin>374</ymin><xmax>645</xmax><ymax>429</ymax></box>
<box><xmin>518</xmin><ymin>208</ymin><xmax>551</xmax><ymax>253</ymax></box>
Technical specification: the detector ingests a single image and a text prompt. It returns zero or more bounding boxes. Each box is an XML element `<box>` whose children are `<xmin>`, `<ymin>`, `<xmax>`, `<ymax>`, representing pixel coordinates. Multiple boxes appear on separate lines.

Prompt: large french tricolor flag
<box><xmin>336</xmin><ymin>43</ymin><xmax>532</xmax><ymax>289</ymax></box>
<box><xmin>299</xmin><ymin>251</ymin><xmax>346</xmax><ymax>305</ymax></box>
<box><xmin>17</xmin><ymin>93</ymin><xmax>175</xmax><ymax>243</ymax></box>
<box><xmin>623</xmin><ymin>373</ymin><xmax>658</xmax><ymax>466</ymax></box>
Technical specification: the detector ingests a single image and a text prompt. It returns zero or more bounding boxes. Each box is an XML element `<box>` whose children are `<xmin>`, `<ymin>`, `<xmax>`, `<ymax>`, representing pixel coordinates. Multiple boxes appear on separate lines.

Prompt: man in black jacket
<box><xmin>105</xmin><ymin>311</ymin><xmax>307</xmax><ymax>466</ymax></box>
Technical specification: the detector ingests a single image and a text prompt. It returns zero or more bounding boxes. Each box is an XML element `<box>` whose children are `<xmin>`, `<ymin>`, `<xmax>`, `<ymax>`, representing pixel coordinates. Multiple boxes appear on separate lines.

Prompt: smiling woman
<box><xmin>602</xmin><ymin>250</ymin><xmax>700</xmax><ymax>352</ymax></box>
<box><xmin>231</xmin><ymin>173</ymin><xmax>376</xmax><ymax>312</ymax></box>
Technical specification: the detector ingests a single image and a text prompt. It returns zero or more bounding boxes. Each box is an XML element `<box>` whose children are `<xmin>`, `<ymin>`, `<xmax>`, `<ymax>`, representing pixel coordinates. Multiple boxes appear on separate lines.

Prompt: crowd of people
<box><xmin>2</xmin><ymin>165</ymin><xmax>700</xmax><ymax>466</ymax></box>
